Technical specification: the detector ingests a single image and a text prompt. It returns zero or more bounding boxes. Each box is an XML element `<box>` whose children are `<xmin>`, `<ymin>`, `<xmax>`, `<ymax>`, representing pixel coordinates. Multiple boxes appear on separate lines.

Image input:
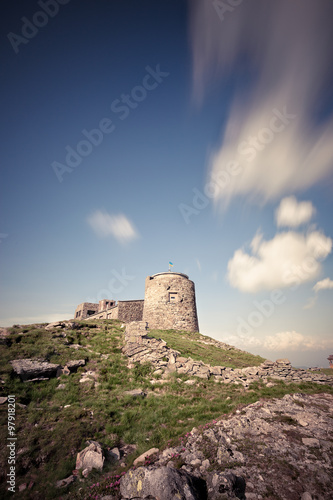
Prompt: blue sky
<box><xmin>1</xmin><ymin>0</ymin><xmax>333</xmax><ymax>367</ymax></box>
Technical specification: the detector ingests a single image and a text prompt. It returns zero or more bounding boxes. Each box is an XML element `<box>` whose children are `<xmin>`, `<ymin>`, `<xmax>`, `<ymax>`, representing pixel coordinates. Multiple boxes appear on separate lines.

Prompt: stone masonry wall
<box><xmin>143</xmin><ymin>273</ymin><xmax>199</xmax><ymax>333</ymax></box>
<box><xmin>122</xmin><ymin>321</ymin><xmax>333</xmax><ymax>388</ymax></box>
<box><xmin>117</xmin><ymin>300</ymin><xmax>144</xmax><ymax>323</ymax></box>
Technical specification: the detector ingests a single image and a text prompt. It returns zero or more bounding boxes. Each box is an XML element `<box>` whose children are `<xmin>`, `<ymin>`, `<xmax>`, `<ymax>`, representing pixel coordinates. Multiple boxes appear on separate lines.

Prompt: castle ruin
<box><xmin>74</xmin><ymin>272</ymin><xmax>199</xmax><ymax>333</ymax></box>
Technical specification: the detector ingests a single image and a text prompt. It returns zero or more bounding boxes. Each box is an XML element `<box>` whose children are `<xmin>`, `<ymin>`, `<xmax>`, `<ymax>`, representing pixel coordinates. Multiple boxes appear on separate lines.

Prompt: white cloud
<box><xmin>275</xmin><ymin>196</ymin><xmax>315</xmax><ymax>227</ymax></box>
<box><xmin>313</xmin><ymin>277</ymin><xmax>333</xmax><ymax>293</ymax></box>
<box><xmin>224</xmin><ymin>331</ymin><xmax>333</xmax><ymax>352</ymax></box>
<box><xmin>262</xmin><ymin>331</ymin><xmax>333</xmax><ymax>352</ymax></box>
<box><xmin>195</xmin><ymin>258</ymin><xmax>201</xmax><ymax>272</ymax></box>
<box><xmin>227</xmin><ymin>230</ymin><xmax>332</xmax><ymax>293</ymax></box>
<box><xmin>189</xmin><ymin>0</ymin><xmax>333</xmax><ymax>205</ymax></box>
<box><xmin>87</xmin><ymin>211</ymin><xmax>138</xmax><ymax>244</ymax></box>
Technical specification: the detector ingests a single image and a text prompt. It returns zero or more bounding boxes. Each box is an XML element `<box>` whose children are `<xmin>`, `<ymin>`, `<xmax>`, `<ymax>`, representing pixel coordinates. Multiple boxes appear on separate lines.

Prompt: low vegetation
<box><xmin>0</xmin><ymin>320</ymin><xmax>332</xmax><ymax>499</ymax></box>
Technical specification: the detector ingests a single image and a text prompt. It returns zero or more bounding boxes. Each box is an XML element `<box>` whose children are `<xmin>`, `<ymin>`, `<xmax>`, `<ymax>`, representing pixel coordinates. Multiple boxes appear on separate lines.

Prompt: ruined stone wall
<box><xmin>123</xmin><ymin>321</ymin><xmax>333</xmax><ymax>387</ymax></box>
<box><xmin>107</xmin><ymin>306</ymin><xmax>119</xmax><ymax>320</ymax></box>
<box><xmin>142</xmin><ymin>272</ymin><xmax>199</xmax><ymax>333</ymax></box>
<box><xmin>74</xmin><ymin>302</ymin><xmax>99</xmax><ymax>320</ymax></box>
<box><xmin>98</xmin><ymin>299</ymin><xmax>116</xmax><ymax>312</ymax></box>
<box><xmin>117</xmin><ymin>300</ymin><xmax>144</xmax><ymax>322</ymax></box>
<box><xmin>82</xmin><ymin>301</ymin><xmax>143</xmax><ymax>322</ymax></box>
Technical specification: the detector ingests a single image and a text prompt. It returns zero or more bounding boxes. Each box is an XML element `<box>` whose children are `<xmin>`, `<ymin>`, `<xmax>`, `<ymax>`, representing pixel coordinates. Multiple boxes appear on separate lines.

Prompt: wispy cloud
<box><xmin>303</xmin><ymin>296</ymin><xmax>317</xmax><ymax>310</ymax></box>
<box><xmin>303</xmin><ymin>277</ymin><xmax>333</xmax><ymax>309</ymax></box>
<box><xmin>196</xmin><ymin>258</ymin><xmax>201</xmax><ymax>272</ymax></box>
<box><xmin>188</xmin><ymin>0</ymin><xmax>333</xmax><ymax>205</ymax></box>
<box><xmin>275</xmin><ymin>196</ymin><xmax>315</xmax><ymax>228</ymax></box>
<box><xmin>87</xmin><ymin>211</ymin><xmax>139</xmax><ymax>244</ymax></box>
<box><xmin>313</xmin><ymin>277</ymin><xmax>333</xmax><ymax>293</ymax></box>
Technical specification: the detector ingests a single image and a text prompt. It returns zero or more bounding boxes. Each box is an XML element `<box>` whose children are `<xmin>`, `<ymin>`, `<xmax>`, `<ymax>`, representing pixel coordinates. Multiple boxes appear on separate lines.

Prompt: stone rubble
<box><xmin>122</xmin><ymin>322</ymin><xmax>333</xmax><ymax>388</ymax></box>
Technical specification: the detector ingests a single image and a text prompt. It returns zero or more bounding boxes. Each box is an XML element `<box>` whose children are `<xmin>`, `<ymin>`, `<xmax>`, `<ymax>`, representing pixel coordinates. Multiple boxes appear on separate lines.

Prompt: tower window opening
<box><xmin>169</xmin><ymin>292</ymin><xmax>178</xmax><ymax>302</ymax></box>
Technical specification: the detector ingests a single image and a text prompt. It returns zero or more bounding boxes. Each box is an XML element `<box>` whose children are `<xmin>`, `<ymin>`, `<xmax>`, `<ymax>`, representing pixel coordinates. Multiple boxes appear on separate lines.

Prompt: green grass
<box><xmin>148</xmin><ymin>328</ymin><xmax>265</xmax><ymax>368</ymax></box>
<box><xmin>311</xmin><ymin>368</ymin><xmax>333</xmax><ymax>376</ymax></box>
<box><xmin>0</xmin><ymin>320</ymin><xmax>332</xmax><ymax>499</ymax></box>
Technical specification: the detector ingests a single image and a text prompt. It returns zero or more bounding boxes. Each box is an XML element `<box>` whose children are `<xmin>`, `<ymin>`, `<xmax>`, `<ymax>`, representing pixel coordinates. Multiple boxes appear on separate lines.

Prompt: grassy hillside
<box><xmin>148</xmin><ymin>329</ymin><xmax>265</xmax><ymax>368</ymax></box>
<box><xmin>0</xmin><ymin>320</ymin><xmax>332</xmax><ymax>499</ymax></box>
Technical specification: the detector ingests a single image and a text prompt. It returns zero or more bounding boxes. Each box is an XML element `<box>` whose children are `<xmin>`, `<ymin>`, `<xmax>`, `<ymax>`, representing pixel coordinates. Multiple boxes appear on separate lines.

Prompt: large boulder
<box><xmin>76</xmin><ymin>441</ymin><xmax>104</xmax><ymax>474</ymax></box>
<box><xmin>120</xmin><ymin>466</ymin><xmax>207</xmax><ymax>500</ymax></box>
<box><xmin>10</xmin><ymin>359</ymin><xmax>61</xmax><ymax>382</ymax></box>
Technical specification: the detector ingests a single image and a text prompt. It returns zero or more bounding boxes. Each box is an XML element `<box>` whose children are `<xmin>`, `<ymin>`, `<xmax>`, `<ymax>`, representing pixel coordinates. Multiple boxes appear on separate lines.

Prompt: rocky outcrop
<box><xmin>120</xmin><ymin>465</ymin><xmax>207</xmax><ymax>500</ymax></box>
<box><xmin>120</xmin><ymin>393</ymin><xmax>333</xmax><ymax>499</ymax></box>
<box><xmin>10</xmin><ymin>358</ymin><xmax>86</xmax><ymax>382</ymax></box>
<box><xmin>10</xmin><ymin>359</ymin><xmax>61</xmax><ymax>382</ymax></box>
<box><xmin>122</xmin><ymin>322</ymin><xmax>333</xmax><ymax>387</ymax></box>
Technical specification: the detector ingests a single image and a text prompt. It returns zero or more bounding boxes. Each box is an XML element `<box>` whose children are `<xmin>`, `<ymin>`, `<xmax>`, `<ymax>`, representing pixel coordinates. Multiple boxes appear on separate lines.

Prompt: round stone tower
<box><xmin>142</xmin><ymin>272</ymin><xmax>199</xmax><ymax>333</ymax></box>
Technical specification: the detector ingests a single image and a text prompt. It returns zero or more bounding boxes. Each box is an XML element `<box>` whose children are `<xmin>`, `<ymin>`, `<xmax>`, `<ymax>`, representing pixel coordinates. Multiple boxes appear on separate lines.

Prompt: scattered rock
<box><xmin>66</xmin><ymin>359</ymin><xmax>86</xmax><ymax>371</ymax></box>
<box><xmin>184</xmin><ymin>379</ymin><xmax>197</xmax><ymax>385</ymax></box>
<box><xmin>0</xmin><ymin>328</ymin><xmax>11</xmax><ymax>346</ymax></box>
<box><xmin>0</xmin><ymin>396</ymin><xmax>8</xmax><ymax>404</ymax></box>
<box><xmin>57</xmin><ymin>359</ymin><xmax>86</xmax><ymax>377</ymax></box>
<box><xmin>206</xmin><ymin>472</ymin><xmax>246</xmax><ymax>500</ymax></box>
<box><xmin>302</xmin><ymin>437</ymin><xmax>320</xmax><ymax>447</ymax></box>
<box><xmin>301</xmin><ymin>493</ymin><xmax>312</xmax><ymax>500</ymax></box>
<box><xmin>120</xmin><ymin>443</ymin><xmax>137</xmax><ymax>457</ymax></box>
<box><xmin>107</xmin><ymin>447</ymin><xmax>121</xmax><ymax>463</ymax></box>
<box><xmin>45</xmin><ymin>321</ymin><xmax>66</xmax><ymax>330</ymax></box>
<box><xmin>79</xmin><ymin>370</ymin><xmax>98</xmax><ymax>384</ymax></box>
<box><xmin>133</xmin><ymin>447</ymin><xmax>159</xmax><ymax>466</ymax></box>
<box><xmin>56</xmin><ymin>475</ymin><xmax>76</xmax><ymax>488</ymax></box>
<box><xmin>67</xmin><ymin>343</ymin><xmax>83</xmax><ymax>350</ymax></box>
<box><xmin>123</xmin><ymin>389</ymin><xmax>146</xmax><ymax>398</ymax></box>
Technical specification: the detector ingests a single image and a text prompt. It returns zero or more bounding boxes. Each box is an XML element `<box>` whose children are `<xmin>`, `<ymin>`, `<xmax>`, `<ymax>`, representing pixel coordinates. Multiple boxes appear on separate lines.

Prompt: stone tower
<box><xmin>142</xmin><ymin>272</ymin><xmax>199</xmax><ymax>333</ymax></box>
